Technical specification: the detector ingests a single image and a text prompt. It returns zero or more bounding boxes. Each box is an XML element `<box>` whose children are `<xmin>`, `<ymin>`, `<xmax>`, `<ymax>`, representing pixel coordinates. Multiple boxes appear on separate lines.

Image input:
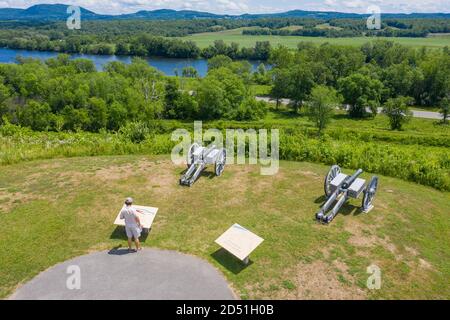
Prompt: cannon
<box><xmin>316</xmin><ymin>165</ymin><xmax>378</xmax><ymax>224</ymax></box>
<box><xmin>180</xmin><ymin>143</ymin><xmax>226</xmax><ymax>187</ymax></box>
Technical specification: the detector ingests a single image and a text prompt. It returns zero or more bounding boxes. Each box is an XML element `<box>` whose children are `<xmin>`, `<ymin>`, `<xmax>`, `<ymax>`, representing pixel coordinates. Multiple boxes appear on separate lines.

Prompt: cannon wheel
<box><xmin>215</xmin><ymin>148</ymin><xmax>226</xmax><ymax>176</ymax></box>
<box><xmin>324</xmin><ymin>165</ymin><xmax>341</xmax><ymax>197</ymax></box>
<box><xmin>362</xmin><ymin>176</ymin><xmax>378</xmax><ymax>212</ymax></box>
<box><xmin>187</xmin><ymin>143</ymin><xmax>200</xmax><ymax>168</ymax></box>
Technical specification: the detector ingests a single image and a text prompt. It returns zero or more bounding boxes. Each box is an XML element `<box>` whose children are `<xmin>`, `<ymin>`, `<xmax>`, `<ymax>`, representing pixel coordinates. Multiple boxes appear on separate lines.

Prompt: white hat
<box><xmin>125</xmin><ymin>197</ymin><xmax>133</xmax><ymax>205</ymax></box>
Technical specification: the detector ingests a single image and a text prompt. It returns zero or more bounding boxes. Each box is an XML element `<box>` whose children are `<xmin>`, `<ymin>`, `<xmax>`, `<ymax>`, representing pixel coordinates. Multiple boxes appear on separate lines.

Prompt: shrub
<box><xmin>118</xmin><ymin>121</ymin><xmax>151</xmax><ymax>143</ymax></box>
<box><xmin>236</xmin><ymin>98</ymin><xmax>268</xmax><ymax>121</ymax></box>
<box><xmin>382</xmin><ymin>96</ymin><xmax>413</xmax><ymax>130</ymax></box>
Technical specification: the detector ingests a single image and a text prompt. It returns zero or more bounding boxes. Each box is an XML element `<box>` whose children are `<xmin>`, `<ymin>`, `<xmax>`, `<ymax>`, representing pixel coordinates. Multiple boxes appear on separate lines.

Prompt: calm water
<box><xmin>0</xmin><ymin>48</ymin><xmax>266</xmax><ymax>77</ymax></box>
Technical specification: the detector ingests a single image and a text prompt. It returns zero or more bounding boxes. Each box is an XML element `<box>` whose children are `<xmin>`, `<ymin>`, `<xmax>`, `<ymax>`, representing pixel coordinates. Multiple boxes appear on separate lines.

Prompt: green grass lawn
<box><xmin>183</xmin><ymin>28</ymin><xmax>450</xmax><ymax>49</ymax></box>
<box><xmin>0</xmin><ymin>155</ymin><xmax>449</xmax><ymax>299</ymax></box>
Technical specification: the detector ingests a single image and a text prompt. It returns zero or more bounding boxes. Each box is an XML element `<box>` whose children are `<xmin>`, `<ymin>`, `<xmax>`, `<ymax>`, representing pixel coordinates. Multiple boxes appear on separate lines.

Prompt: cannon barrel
<box><xmin>342</xmin><ymin>169</ymin><xmax>363</xmax><ymax>189</ymax></box>
<box><xmin>203</xmin><ymin>145</ymin><xmax>217</xmax><ymax>157</ymax></box>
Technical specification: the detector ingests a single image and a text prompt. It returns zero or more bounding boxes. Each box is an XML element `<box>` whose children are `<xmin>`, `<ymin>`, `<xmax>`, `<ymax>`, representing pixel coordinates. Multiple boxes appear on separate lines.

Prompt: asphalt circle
<box><xmin>10</xmin><ymin>248</ymin><xmax>236</xmax><ymax>300</ymax></box>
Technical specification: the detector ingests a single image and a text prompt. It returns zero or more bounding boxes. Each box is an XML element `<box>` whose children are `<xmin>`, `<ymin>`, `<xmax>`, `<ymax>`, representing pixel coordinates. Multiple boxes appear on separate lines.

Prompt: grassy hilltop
<box><xmin>0</xmin><ymin>156</ymin><xmax>449</xmax><ymax>299</ymax></box>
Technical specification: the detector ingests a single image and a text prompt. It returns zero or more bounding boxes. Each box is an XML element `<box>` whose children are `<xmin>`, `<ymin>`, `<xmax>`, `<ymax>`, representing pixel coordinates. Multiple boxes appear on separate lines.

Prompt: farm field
<box><xmin>183</xmin><ymin>28</ymin><xmax>450</xmax><ymax>49</ymax></box>
<box><xmin>0</xmin><ymin>155</ymin><xmax>449</xmax><ymax>299</ymax></box>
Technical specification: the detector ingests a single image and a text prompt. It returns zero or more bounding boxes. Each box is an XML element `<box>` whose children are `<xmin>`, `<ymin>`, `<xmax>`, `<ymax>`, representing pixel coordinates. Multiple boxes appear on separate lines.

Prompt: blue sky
<box><xmin>0</xmin><ymin>0</ymin><xmax>449</xmax><ymax>14</ymax></box>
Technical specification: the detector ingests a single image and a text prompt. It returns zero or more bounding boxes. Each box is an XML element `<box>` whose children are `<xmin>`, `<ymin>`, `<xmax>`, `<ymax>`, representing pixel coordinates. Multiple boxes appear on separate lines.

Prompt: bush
<box><xmin>382</xmin><ymin>96</ymin><xmax>413</xmax><ymax>130</ymax></box>
<box><xmin>118</xmin><ymin>121</ymin><xmax>151</xmax><ymax>143</ymax></box>
<box><xmin>236</xmin><ymin>98</ymin><xmax>268</xmax><ymax>121</ymax></box>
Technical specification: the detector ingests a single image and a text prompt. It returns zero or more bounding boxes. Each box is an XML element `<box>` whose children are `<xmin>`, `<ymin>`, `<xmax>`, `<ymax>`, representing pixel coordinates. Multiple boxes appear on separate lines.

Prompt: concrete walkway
<box><xmin>256</xmin><ymin>96</ymin><xmax>443</xmax><ymax>120</ymax></box>
<box><xmin>10</xmin><ymin>248</ymin><xmax>236</xmax><ymax>300</ymax></box>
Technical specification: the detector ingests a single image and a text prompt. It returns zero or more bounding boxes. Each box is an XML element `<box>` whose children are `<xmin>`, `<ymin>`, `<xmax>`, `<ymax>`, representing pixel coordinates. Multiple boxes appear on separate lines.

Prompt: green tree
<box><xmin>253</xmin><ymin>63</ymin><xmax>270</xmax><ymax>85</ymax></box>
<box><xmin>270</xmin><ymin>68</ymin><xmax>290</xmax><ymax>109</ymax></box>
<box><xmin>253</xmin><ymin>41</ymin><xmax>271</xmax><ymax>60</ymax></box>
<box><xmin>288</xmin><ymin>63</ymin><xmax>315</xmax><ymax>113</ymax></box>
<box><xmin>207</xmin><ymin>55</ymin><xmax>232</xmax><ymax>71</ymax></box>
<box><xmin>173</xmin><ymin>93</ymin><xmax>199</xmax><ymax>120</ymax></box>
<box><xmin>307</xmin><ymin>85</ymin><xmax>342</xmax><ymax>133</ymax></box>
<box><xmin>17</xmin><ymin>100</ymin><xmax>53</xmax><ymax>131</ymax></box>
<box><xmin>70</xmin><ymin>59</ymin><xmax>96</xmax><ymax>73</ymax></box>
<box><xmin>116</xmin><ymin>41</ymin><xmax>130</xmax><ymax>55</ymax></box>
<box><xmin>196</xmin><ymin>67</ymin><xmax>247</xmax><ymax>120</ymax></box>
<box><xmin>205</xmin><ymin>68</ymin><xmax>246</xmax><ymax>119</ymax></box>
<box><xmin>338</xmin><ymin>73</ymin><xmax>383</xmax><ymax>118</ymax></box>
<box><xmin>164</xmin><ymin>78</ymin><xmax>198</xmax><ymax>119</ymax></box>
<box><xmin>382</xmin><ymin>96</ymin><xmax>413</xmax><ymax>130</ymax></box>
<box><xmin>62</xmin><ymin>106</ymin><xmax>90</xmax><ymax>131</ymax></box>
<box><xmin>382</xmin><ymin>62</ymin><xmax>420</xmax><ymax>98</ymax></box>
<box><xmin>419</xmin><ymin>52</ymin><xmax>450</xmax><ymax>106</ymax></box>
<box><xmin>439</xmin><ymin>96</ymin><xmax>449</xmax><ymax>124</ymax></box>
<box><xmin>0</xmin><ymin>82</ymin><xmax>11</xmax><ymax>121</ymax></box>
<box><xmin>87</xmin><ymin>97</ymin><xmax>108</xmax><ymax>132</ymax></box>
<box><xmin>197</xmin><ymin>79</ymin><xmax>226</xmax><ymax>120</ymax></box>
<box><xmin>181</xmin><ymin>66</ymin><xmax>198</xmax><ymax>78</ymax></box>
<box><xmin>0</xmin><ymin>82</ymin><xmax>10</xmax><ymax>106</ymax></box>
<box><xmin>164</xmin><ymin>78</ymin><xmax>181</xmax><ymax>111</ymax></box>
<box><xmin>108</xmin><ymin>101</ymin><xmax>127</xmax><ymax>131</ymax></box>
<box><xmin>269</xmin><ymin>45</ymin><xmax>294</xmax><ymax>69</ymax></box>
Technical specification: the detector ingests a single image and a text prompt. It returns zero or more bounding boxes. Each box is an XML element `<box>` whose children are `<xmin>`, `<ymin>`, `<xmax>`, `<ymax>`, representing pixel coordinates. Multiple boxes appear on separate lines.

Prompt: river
<box><xmin>0</xmin><ymin>48</ymin><xmax>266</xmax><ymax>77</ymax></box>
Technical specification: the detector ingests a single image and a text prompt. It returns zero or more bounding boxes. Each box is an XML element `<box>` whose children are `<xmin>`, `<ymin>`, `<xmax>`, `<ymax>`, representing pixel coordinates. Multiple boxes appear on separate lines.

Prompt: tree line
<box><xmin>0</xmin><ymin>29</ymin><xmax>272</xmax><ymax>60</ymax></box>
<box><xmin>243</xmin><ymin>18</ymin><xmax>450</xmax><ymax>38</ymax></box>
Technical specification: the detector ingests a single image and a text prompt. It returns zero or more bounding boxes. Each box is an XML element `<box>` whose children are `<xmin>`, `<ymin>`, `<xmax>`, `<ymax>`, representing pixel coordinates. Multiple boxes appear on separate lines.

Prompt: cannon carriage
<box><xmin>179</xmin><ymin>143</ymin><xmax>226</xmax><ymax>187</ymax></box>
<box><xmin>316</xmin><ymin>165</ymin><xmax>378</xmax><ymax>224</ymax></box>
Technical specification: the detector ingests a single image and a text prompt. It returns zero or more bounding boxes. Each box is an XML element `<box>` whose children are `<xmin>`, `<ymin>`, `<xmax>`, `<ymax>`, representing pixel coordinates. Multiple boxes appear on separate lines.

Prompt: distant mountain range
<box><xmin>0</xmin><ymin>4</ymin><xmax>448</xmax><ymax>21</ymax></box>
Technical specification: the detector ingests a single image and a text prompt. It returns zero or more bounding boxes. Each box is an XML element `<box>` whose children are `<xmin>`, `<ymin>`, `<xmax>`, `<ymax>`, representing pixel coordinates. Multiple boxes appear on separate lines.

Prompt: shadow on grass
<box><xmin>314</xmin><ymin>195</ymin><xmax>326</xmax><ymax>203</ymax></box>
<box><xmin>340</xmin><ymin>203</ymin><xmax>363</xmax><ymax>217</ymax></box>
<box><xmin>110</xmin><ymin>226</ymin><xmax>150</xmax><ymax>242</ymax></box>
<box><xmin>211</xmin><ymin>248</ymin><xmax>253</xmax><ymax>275</ymax></box>
<box><xmin>269</xmin><ymin>108</ymin><xmax>300</xmax><ymax>120</ymax></box>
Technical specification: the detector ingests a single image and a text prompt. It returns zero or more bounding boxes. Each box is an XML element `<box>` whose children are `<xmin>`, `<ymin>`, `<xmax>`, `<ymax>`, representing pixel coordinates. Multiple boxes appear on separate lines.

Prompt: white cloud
<box><xmin>0</xmin><ymin>0</ymin><xmax>448</xmax><ymax>14</ymax></box>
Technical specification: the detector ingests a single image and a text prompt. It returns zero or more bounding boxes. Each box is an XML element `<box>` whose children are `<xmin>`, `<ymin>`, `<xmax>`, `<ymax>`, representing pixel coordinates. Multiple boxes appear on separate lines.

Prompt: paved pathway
<box><xmin>10</xmin><ymin>248</ymin><xmax>236</xmax><ymax>300</ymax></box>
<box><xmin>255</xmin><ymin>96</ymin><xmax>443</xmax><ymax>120</ymax></box>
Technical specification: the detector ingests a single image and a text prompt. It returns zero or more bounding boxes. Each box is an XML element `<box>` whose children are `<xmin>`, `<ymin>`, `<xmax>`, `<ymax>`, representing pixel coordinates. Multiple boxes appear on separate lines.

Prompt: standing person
<box><xmin>119</xmin><ymin>197</ymin><xmax>143</xmax><ymax>252</ymax></box>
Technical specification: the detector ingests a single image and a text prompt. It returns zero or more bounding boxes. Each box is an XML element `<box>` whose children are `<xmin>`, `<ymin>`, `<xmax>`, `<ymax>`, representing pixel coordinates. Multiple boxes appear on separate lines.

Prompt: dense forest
<box><xmin>243</xmin><ymin>18</ymin><xmax>450</xmax><ymax>37</ymax></box>
<box><xmin>0</xmin><ymin>17</ymin><xmax>449</xmax><ymax>59</ymax></box>
<box><xmin>0</xmin><ymin>40</ymin><xmax>448</xmax><ymax>134</ymax></box>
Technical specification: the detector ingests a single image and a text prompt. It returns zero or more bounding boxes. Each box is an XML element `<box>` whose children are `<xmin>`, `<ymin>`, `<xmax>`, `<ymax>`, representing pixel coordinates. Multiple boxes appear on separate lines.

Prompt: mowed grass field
<box><xmin>183</xmin><ymin>28</ymin><xmax>450</xmax><ymax>49</ymax></box>
<box><xmin>0</xmin><ymin>155</ymin><xmax>449</xmax><ymax>299</ymax></box>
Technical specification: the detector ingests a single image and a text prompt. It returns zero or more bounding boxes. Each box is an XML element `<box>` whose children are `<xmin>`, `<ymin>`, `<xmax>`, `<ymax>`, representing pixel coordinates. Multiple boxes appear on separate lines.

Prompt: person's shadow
<box><xmin>108</xmin><ymin>245</ymin><xmax>133</xmax><ymax>255</ymax></box>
